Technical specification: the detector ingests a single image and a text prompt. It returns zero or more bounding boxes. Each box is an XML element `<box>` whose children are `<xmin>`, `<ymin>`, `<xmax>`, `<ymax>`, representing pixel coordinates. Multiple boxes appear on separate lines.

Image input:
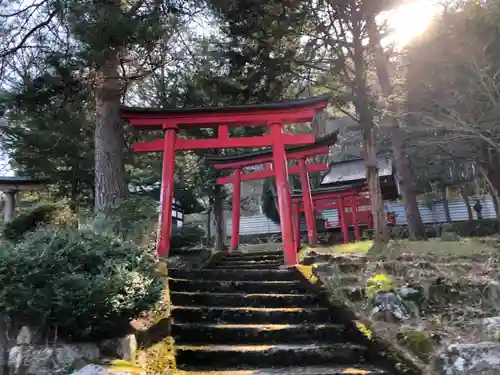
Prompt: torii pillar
<box><xmin>0</xmin><ymin>177</ymin><xmax>45</xmax><ymax>221</ymax></box>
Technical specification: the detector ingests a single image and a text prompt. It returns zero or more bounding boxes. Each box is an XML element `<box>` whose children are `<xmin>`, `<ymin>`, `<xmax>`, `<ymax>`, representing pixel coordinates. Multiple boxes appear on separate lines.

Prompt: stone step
<box><xmin>172</xmin><ymin>323</ymin><xmax>350</xmax><ymax>344</ymax></box>
<box><xmin>211</xmin><ymin>260</ymin><xmax>284</xmax><ymax>268</ymax></box>
<box><xmin>171</xmin><ymin>292</ymin><xmax>322</xmax><ymax>308</ymax></box>
<box><xmin>168</xmin><ymin>268</ymin><xmax>297</xmax><ymax>282</ymax></box>
<box><xmin>220</xmin><ymin>253</ymin><xmax>284</xmax><ymax>262</ymax></box>
<box><xmin>171</xmin><ymin>306</ymin><xmax>333</xmax><ymax>325</ymax></box>
<box><xmin>179</xmin><ymin>366</ymin><xmax>389</xmax><ymax>374</ymax></box>
<box><xmin>206</xmin><ymin>263</ymin><xmax>282</xmax><ymax>270</ymax></box>
<box><xmin>175</xmin><ymin>343</ymin><xmax>370</xmax><ymax>370</ymax></box>
<box><xmin>169</xmin><ymin>279</ymin><xmax>305</xmax><ymax>294</ymax></box>
<box><xmin>229</xmin><ymin>249</ymin><xmax>283</xmax><ymax>257</ymax></box>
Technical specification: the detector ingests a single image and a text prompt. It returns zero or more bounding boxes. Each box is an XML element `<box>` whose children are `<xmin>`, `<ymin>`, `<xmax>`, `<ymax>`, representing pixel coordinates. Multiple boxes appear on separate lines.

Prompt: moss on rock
<box><xmin>396</xmin><ymin>329</ymin><xmax>434</xmax><ymax>362</ymax></box>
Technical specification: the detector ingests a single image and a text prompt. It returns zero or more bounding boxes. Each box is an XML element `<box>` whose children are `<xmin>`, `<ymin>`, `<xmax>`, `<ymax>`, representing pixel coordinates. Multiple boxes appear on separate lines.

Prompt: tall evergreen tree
<box><xmin>0</xmin><ymin>0</ymin><xmax>194</xmax><ymax>212</ymax></box>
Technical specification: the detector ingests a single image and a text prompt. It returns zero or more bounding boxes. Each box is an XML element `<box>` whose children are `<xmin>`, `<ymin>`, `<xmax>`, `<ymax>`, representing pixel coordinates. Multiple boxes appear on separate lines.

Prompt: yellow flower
<box><xmin>365</xmin><ymin>273</ymin><xmax>394</xmax><ymax>300</ymax></box>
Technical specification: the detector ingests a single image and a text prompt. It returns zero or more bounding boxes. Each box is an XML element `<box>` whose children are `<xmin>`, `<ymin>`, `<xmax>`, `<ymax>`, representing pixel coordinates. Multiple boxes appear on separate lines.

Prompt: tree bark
<box><xmin>351</xmin><ymin>9</ymin><xmax>388</xmax><ymax>246</ymax></box>
<box><xmin>460</xmin><ymin>187</ymin><xmax>473</xmax><ymax>221</ymax></box>
<box><xmin>94</xmin><ymin>48</ymin><xmax>128</xmax><ymax>213</ymax></box>
<box><xmin>213</xmin><ymin>184</ymin><xmax>226</xmax><ymax>251</ymax></box>
<box><xmin>367</xmin><ymin>16</ymin><xmax>426</xmax><ymax>240</ymax></box>
<box><xmin>441</xmin><ymin>186</ymin><xmax>452</xmax><ymax>223</ymax></box>
<box><xmin>479</xmin><ymin>164</ymin><xmax>500</xmax><ymax>230</ymax></box>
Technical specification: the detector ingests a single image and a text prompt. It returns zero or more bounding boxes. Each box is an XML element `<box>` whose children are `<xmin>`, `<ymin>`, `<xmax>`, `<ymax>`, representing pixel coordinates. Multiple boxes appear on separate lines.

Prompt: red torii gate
<box><xmin>121</xmin><ymin>94</ymin><xmax>331</xmax><ymax>265</ymax></box>
<box><xmin>292</xmin><ymin>183</ymin><xmax>396</xmax><ymax>246</ymax></box>
<box><xmin>205</xmin><ymin>133</ymin><xmax>338</xmax><ymax>251</ymax></box>
<box><xmin>292</xmin><ymin>183</ymin><xmax>368</xmax><ymax>246</ymax></box>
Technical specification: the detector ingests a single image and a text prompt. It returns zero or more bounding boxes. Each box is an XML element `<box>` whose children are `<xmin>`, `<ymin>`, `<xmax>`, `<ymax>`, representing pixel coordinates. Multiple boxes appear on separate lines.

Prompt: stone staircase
<box><xmin>168</xmin><ymin>250</ymin><xmax>395</xmax><ymax>374</ymax></box>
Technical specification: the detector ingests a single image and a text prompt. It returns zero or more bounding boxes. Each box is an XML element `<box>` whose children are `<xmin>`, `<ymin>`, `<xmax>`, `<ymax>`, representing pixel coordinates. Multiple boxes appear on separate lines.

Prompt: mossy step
<box><xmin>171</xmin><ymin>291</ymin><xmax>322</xmax><ymax>308</ymax></box>
<box><xmin>211</xmin><ymin>260</ymin><xmax>284</xmax><ymax>267</ymax></box>
<box><xmin>171</xmin><ymin>306</ymin><xmax>333</xmax><ymax>325</ymax></box>
<box><xmin>220</xmin><ymin>254</ymin><xmax>284</xmax><ymax>262</ymax></box>
<box><xmin>207</xmin><ymin>263</ymin><xmax>282</xmax><ymax>270</ymax></box>
<box><xmin>176</xmin><ymin>365</ymin><xmax>389</xmax><ymax>374</ymax></box>
<box><xmin>175</xmin><ymin>343</ymin><xmax>370</xmax><ymax>370</ymax></box>
<box><xmin>172</xmin><ymin>322</ymin><xmax>350</xmax><ymax>344</ymax></box>
<box><xmin>169</xmin><ymin>279</ymin><xmax>306</xmax><ymax>294</ymax></box>
<box><xmin>226</xmin><ymin>250</ymin><xmax>283</xmax><ymax>257</ymax></box>
<box><xmin>169</xmin><ymin>268</ymin><xmax>298</xmax><ymax>282</ymax></box>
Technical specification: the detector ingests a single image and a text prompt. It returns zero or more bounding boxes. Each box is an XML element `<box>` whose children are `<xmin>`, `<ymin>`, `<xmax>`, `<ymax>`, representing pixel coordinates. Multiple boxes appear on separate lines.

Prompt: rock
<box><xmin>8</xmin><ymin>343</ymin><xmax>100</xmax><ymax>375</ymax></box>
<box><xmin>435</xmin><ymin>342</ymin><xmax>500</xmax><ymax>375</ymax></box>
<box><xmin>9</xmin><ymin>346</ymin><xmax>56</xmax><ymax>375</ymax></box>
<box><xmin>478</xmin><ymin>316</ymin><xmax>500</xmax><ymax>341</ymax></box>
<box><xmin>17</xmin><ymin>326</ymin><xmax>35</xmax><ymax>345</ymax></box>
<box><xmin>371</xmin><ymin>292</ymin><xmax>410</xmax><ymax>321</ymax></box>
<box><xmin>55</xmin><ymin>343</ymin><xmax>100</xmax><ymax>368</ymax></box>
<box><xmin>119</xmin><ymin>334</ymin><xmax>137</xmax><ymax>362</ymax></box>
<box><xmin>73</xmin><ymin>364</ymin><xmax>146</xmax><ymax>375</ymax></box>
<box><xmin>312</xmin><ymin>263</ymin><xmax>340</xmax><ymax>282</ymax></box>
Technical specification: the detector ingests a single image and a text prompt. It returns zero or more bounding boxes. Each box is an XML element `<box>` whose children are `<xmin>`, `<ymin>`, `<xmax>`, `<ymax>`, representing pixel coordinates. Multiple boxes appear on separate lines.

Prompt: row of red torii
<box><xmin>121</xmin><ymin>94</ymin><xmax>376</xmax><ymax>266</ymax></box>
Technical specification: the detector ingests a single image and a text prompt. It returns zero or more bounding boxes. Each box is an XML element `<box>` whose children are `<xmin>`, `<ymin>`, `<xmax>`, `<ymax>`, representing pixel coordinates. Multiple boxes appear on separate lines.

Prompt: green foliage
<box><xmin>107</xmin><ymin>196</ymin><xmax>158</xmax><ymax>234</ymax></box>
<box><xmin>0</xmin><ymin>227</ymin><xmax>162</xmax><ymax>340</ymax></box>
<box><xmin>0</xmin><ymin>56</ymin><xmax>95</xmax><ymax>207</ymax></box>
<box><xmin>396</xmin><ymin>330</ymin><xmax>433</xmax><ymax>362</ymax></box>
<box><xmin>2</xmin><ymin>202</ymin><xmax>77</xmax><ymax>241</ymax></box>
<box><xmin>446</xmin><ymin>219</ymin><xmax>498</xmax><ymax>238</ymax></box>
<box><xmin>170</xmin><ymin>224</ymin><xmax>204</xmax><ymax>251</ymax></box>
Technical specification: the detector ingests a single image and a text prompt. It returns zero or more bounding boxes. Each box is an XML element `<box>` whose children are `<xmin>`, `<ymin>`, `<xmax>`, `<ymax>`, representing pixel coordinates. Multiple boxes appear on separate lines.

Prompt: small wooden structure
<box><xmin>121</xmin><ymin>94</ymin><xmax>331</xmax><ymax>265</ymax></box>
<box><xmin>0</xmin><ymin>177</ymin><xmax>45</xmax><ymax>221</ymax></box>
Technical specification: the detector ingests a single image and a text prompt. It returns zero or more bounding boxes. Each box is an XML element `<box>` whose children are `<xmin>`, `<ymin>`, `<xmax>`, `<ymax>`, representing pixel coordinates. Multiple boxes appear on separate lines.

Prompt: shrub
<box><xmin>0</xmin><ymin>227</ymin><xmax>162</xmax><ymax>341</ymax></box>
<box><xmin>2</xmin><ymin>202</ymin><xmax>77</xmax><ymax>242</ymax></box>
<box><xmin>170</xmin><ymin>224</ymin><xmax>204</xmax><ymax>252</ymax></box>
<box><xmin>447</xmin><ymin>219</ymin><xmax>498</xmax><ymax>237</ymax></box>
<box><xmin>108</xmin><ymin>197</ymin><xmax>159</xmax><ymax>233</ymax></box>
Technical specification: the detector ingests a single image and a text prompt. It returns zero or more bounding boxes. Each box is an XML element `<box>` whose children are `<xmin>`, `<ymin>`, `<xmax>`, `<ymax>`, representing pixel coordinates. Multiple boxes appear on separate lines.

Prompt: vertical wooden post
<box><xmin>231</xmin><ymin>167</ymin><xmax>241</xmax><ymax>251</ymax></box>
<box><xmin>353</xmin><ymin>197</ymin><xmax>361</xmax><ymax>241</ymax></box>
<box><xmin>3</xmin><ymin>190</ymin><xmax>16</xmax><ymax>222</ymax></box>
<box><xmin>339</xmin><ymin>197</ymin><xmax>349</xmax><ymax>244</ymax></box>
<box><xmin>294</xmin><ymin>202</ymin><xmax>301</xmax><ymax>251</ymax></box>
<box><xmin>157</xmin><ymin>128</ymin><xmax>177</xmax><ymax>260</ymax></box>
<box><xmin>298</xmin><ymin>157</ymin><xmax>318</xmax><ymax>246</ymax></box>
<box><xmin>270</xmin><ymin>122</ymin><xmax>297</xmax><ymax>265</ymax></box>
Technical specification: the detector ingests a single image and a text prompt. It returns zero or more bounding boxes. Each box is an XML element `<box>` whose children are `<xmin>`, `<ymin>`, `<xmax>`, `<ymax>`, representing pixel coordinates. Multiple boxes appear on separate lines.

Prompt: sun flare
<box><xmin>385</xmin><ymin>0</ymin><xmax>438</xmax><ymax>48</ymax></box>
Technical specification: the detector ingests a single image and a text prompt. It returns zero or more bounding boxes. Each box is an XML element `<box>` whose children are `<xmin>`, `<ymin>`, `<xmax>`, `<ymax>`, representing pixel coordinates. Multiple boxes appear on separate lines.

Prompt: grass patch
<box><xmin>388</xmin><ymin>237</ymin><xmax>499</xmax><ymax>257</ymax></box>
<box><xmin>298</xmin><ymin>240</ymin><xmax>373</xmax><ymax>261</ymax></box>
<box><xmin>298</xmin><ymin>237</ymin><xmax>499</xmax><ymax>262</ymax></box>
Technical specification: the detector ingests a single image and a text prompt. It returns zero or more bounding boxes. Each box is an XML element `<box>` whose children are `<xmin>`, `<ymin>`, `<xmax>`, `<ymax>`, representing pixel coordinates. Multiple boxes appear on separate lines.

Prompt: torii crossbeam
<box><xmin>121</xmin><ymin>94</ymin><xmax>331</xmax><ymax>265</ymax></box>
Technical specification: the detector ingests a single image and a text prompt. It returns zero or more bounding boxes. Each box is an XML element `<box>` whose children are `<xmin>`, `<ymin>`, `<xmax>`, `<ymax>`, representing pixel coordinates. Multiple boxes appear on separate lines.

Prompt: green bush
<box><xmin>447</xmin><ymin>219</ymin><xmax>498</xmax><ymax>237</ymax></box>
<box><xmin>2</xmin><ymin>202</ymin><xmax>77</xmax><ymax>241</ymax></box>
<box><xmin>170</xmin><ymin>224</ymin><xmax>204</xmax><ymax>251</ymax></box>
<box><xmin>0</xmin><ymin>227</ymin><xmax>162</xmax><ymax>341</ymax></box>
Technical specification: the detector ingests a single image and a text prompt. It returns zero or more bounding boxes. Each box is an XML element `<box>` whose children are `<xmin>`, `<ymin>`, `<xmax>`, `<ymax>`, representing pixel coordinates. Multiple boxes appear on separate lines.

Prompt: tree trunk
<box><xmin>351</xmin><ymin>8</ymin><xmax>388</xmax><ymax>247</ymax></box>
<box><xmin>206</xmin><ymin>207</ymin><xmax>212</xmax><ymax>240</ymax></box>
<box><xmin>441</xmin><ymin>186</ymin><xmax>451</xmax><ymax>223</ymax></box>
<box><xmin>94</xmin><ymin>49</ymin><xmax>128</xmax><ymax>213</ymax></box>
<box><xmin>479</xmin><ymin>164</ymin><xmax>500</xmax><ymax>231</ymax></box>
<box><xmin>460</xmin><ymin>188</ymin><xmax>473</xmax><ymax>221</ymax></box>
<box><xmin>213</xmin><ymin>184</ymin><xmax>226</xmax><ymax>251</ymax></box>
<box><xmin>367</xmin><ymin>16</ymin><xmax>426</xmax><ymax>240</ymax></box>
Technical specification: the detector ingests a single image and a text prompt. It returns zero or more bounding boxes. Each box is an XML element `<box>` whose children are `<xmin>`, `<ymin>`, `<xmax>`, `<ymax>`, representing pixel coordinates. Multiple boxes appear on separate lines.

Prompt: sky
<box><xmin>384</xmin><ymin>0</ymin><xmax>441</xmax><ymax>48</ymax></box>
